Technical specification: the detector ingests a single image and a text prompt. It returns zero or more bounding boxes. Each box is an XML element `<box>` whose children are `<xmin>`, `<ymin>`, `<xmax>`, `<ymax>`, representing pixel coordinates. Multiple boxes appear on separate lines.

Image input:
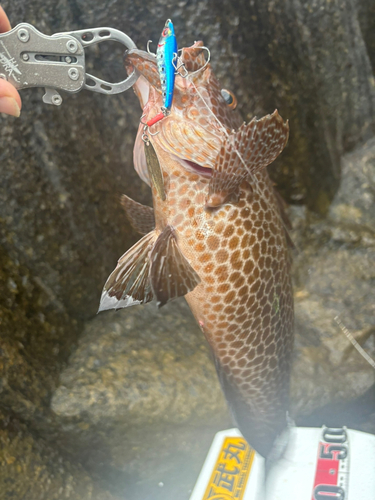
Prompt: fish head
<box><xmin>124</xmin><ymin>41</ymin><xmax>243</xmax><ymax>183</ymax></box>
<box><xmin>158</xmin><ymin>19</ymin><xmax>175</xmax><ymax>47</ymax></box>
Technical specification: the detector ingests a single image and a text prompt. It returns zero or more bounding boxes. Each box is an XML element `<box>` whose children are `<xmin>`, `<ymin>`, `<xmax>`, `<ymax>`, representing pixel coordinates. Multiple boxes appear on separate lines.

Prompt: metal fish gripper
<box><xmin>0</xmin><ymin>23</ymin><xmax>140</xmax><ymax>105</ymax></box>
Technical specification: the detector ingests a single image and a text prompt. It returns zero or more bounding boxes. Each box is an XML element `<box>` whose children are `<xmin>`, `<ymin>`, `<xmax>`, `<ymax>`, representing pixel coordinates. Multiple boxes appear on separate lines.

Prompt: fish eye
<box><xmin>163</xmin><ymin>28</ymin><xmax>169</xmax><ymax>36</ymax></box>
<box><xmin>221</xmin><ymin>89</ymin><xmax>237</xmax><ymax>109</ymax></box>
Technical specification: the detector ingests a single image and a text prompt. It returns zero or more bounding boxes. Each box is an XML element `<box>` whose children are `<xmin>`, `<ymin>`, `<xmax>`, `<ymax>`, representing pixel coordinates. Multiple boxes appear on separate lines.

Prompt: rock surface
<box><xmin>1</xmin><ymin>0</ymin><xmax>375</xmax><ymax>499</ymax></box>
<box><xmin>49</xmin><ymin>139</ymin><xmax>375</xmax><ymax>498</ymax></box>
<box><xmin>0</xmin><ymin>410</ymin><xmax>119</xmax><ymax>500</ymax></box>
<box><xmin>52</xmin><ymin>301</ymin><xmax>227</xmax><ymax>428</ymax></box>
<box><xmin>51</xmin><ymin>300</ymin><xmax>230</xmax><ymax>498</ymax></box>
<box><xmin>291</xmin><ymin>138</ymin><xmax>375</xmax><ymax>420</ymax></box>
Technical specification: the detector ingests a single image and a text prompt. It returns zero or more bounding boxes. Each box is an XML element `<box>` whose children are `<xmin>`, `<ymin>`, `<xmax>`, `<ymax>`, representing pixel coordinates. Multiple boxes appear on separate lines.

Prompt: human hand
<box><xmin>0</xmin><ymin>6</ymin><xmax>21</xmax><ymax>117</ymax></box>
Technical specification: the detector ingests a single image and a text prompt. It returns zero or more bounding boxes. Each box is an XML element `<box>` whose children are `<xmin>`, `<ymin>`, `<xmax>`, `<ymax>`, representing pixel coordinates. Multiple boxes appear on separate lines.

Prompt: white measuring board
<box><xmin>190</xmin><ymin>426</ymin><xmax>375</xmax><ymax>500</ymax></box>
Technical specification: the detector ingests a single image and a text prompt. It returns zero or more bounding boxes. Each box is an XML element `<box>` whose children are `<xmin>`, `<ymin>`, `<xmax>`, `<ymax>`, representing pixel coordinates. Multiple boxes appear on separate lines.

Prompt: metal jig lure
<box><xmin>141</xmin><ymin>19</ymin><xmax>178</xmax><ymax>142</ymax></box>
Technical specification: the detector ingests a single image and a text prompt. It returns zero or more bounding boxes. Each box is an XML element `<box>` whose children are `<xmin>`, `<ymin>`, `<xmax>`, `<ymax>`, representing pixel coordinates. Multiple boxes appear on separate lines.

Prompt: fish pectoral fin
<box><xmin>206</xmin><ymin>110</ymin><xmax>289</xmax><ymax>208</ymax></box>
<box><xmin>150</xmin><ymin>225</ymin><xmax>201</xmax><ymax>308</ymax></box>
<box><xmin>121</xmin><ymin>194</ymin><xmax>155</xmax><ymax>235</ymax></box>
<box><xmin>98</xmin><ymin>231</ymin><xmax>157</xmax><ymax>312</ymax></box>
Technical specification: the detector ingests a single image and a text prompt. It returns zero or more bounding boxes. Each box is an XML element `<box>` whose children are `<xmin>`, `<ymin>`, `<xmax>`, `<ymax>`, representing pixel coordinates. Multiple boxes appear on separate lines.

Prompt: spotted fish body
<box><xmin>156</xmin><ymin>19</ymin><xmax>177</xmax><ymax>112</ymax></box>
<box><xmin>100</xmin><ymin>42</ymin><xmax>294</xmax><ymax>457</ymax></box>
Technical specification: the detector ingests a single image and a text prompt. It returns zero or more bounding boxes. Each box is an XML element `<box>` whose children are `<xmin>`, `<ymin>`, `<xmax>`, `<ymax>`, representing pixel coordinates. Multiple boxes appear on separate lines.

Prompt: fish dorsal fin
<box><xmin>150</xmin><ymin>226</ymin><xmax>201</xmax><ymax>307</ymax></box>
<box><xmin>98</xmin><ymin>231</ymin><xmax>156</xmax><ymax>312</ymax></box>
<box><xmin>206</xmin><ymin>110</ymin><xmax>289</xmax><ymax>207</ymax></box>
<box><xmin>121</xmin><ymin>195</ymin><xmax>155</xmax><ymax>235</ymax></box>
<box><xmin>124</xmin><ymin>49</ymin><xmax>161</xmax><ymax>93</ymax></box>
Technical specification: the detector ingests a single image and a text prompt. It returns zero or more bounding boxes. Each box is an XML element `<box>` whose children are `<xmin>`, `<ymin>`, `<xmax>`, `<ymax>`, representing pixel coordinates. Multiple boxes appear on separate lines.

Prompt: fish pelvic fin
<box><xmin>150</xmin><ymin>225</ymin><xmax>201</xmax><ymax>308</ymax></box>
<box><xmin>121</xmin><ymin>195</ymin><xmax>155</xmax><ymax>235</ymax></box>
<box><xmin>98</xmin><ymin>231</ymin><xmax>157</xmax><ymax>312</ymax></box>
<box><xmin>206</xmin><ymin>110</ymin><xmax>289</xmax><ymax>208</ymax></box>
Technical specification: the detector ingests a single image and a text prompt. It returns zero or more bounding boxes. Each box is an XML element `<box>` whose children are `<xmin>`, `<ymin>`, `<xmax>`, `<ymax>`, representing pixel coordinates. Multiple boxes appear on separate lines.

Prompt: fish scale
<box><xmin>101</xmin><ymin>40</ymin><xmax>294</xmax><ymax>458</ymax></box>
<box><xmin>151</xmin><ymin>147</ymin><xmax>294</xmax><ymax>455</ymax></box>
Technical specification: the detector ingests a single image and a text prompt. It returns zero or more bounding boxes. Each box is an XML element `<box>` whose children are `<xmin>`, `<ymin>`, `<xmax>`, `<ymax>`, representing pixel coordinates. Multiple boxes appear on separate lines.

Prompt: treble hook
<box><xmin>142</xmin><ymin>125</ymin><xmax>150</xmax><ymax>144</ymax></box>
<box><xmin>172</xmin><ymin>53</ymin><xmax>188</xmax><ymax>77</ymax></box>
<box><xmin>146</xmin><ymin>40</ymin><xmax>155</xmax><ymax>55</ymax></box>
<box><xmin>175</xmin><ymin>46</ymin><xmax>211</xmax><ymax>79</ymax></box>
<box><xmin>140</xmin><ymin>114</ymin><xmax>159</xmax><ymax>144</ymax></box>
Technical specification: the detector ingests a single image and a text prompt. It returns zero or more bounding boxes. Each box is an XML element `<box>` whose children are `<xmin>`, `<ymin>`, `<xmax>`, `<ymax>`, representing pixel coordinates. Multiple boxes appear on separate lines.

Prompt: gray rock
<box><xmin>0</xmin><ymin>410</ymin><xmax>119</xmax><ymax>500</ymax></box>
<box><xmin>52</xmin><ymin>300</ymin><xmax>227</xmax><ymax>427</ymax></box>
<box><xmin>1</xmin><ymin>0</ymin><xmax>375</xmax><ymax>498</ymax></box>
<box><xmin>290</xmin><ymin>138</ymin><xmax>375</xmax><ymax>420</ymax></box>
<box><xmin>51</xmin><ymin>299</ymin><xmax>230</xmax><ymax>499</ymax></box>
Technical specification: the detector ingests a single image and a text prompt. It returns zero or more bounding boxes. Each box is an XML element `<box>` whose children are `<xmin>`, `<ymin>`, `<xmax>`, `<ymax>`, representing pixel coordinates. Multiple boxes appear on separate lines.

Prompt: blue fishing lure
<box><xmin>156</xmin><ymin>19</ymin><xmax>178</xmax><ymax>113</ymax></box>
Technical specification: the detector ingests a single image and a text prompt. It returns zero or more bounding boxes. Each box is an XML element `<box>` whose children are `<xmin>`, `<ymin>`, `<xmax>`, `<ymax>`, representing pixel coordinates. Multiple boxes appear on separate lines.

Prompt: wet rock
<box><xmin>209</xmin><ymin>0</ymin><xmax>375</xmax><ymax>212</ymax></box>
<box><xmin>51</xmin><ymin>299</ymin><xmax>230</xmax><ymax>493</ymax></box>
<box><xmin>1</xmin><ymin>0</ymin><xmax>375</xmax><ymax>498</ymax></box>
<box><xmin>0</xmin><ymin>239</ymin><xmax>83</xmax><ymax>442</ymax></box>
<box><xmin>52</xmin><ymin>300</ymin><xmax>227</xmax><ymax>426</ymax></box>
<box><xmin>0</xmin><ymin>410</ymin><xmax>119</xmax><ymax>500</ymax></box>
<box><xmin>290</xmin><ymin>138</ymin><xmax>375</xmax><ymax>422</ymax></box>
<box><xmin>358</xmin><ymin>0</ymin><xmax>375</xmax><ymax>74</ymax></box>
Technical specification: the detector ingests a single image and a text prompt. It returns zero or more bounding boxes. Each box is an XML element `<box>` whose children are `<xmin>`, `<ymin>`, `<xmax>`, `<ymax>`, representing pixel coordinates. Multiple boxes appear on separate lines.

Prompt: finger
<box><xmin>0</xmin><ymin>7</ymin><xmax>22</xmax><ymax>116</ymax></box>
<box><xmin>0</xmin><ymin>79</ymin><xmax>21</xmax><ymax>116</ymax></box>
<box><xmin>0</xmin><ymin>6</ymin><xmax>12</xmax><ymax>33</ymax></box>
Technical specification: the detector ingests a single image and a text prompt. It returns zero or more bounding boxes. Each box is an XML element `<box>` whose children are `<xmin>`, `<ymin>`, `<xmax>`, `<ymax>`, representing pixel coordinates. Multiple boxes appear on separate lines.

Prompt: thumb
<box><xmin>0</xmin><ymin>78</ymin><xmax>22</xmax><ymax>117</ymax></box>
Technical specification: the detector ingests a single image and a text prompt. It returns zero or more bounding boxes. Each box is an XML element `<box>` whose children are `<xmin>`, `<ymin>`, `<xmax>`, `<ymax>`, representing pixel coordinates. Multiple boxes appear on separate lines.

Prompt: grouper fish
<box><xmin>99</xmin><ymin>41</ymin><xmax>294</xmax><ymax>458</ymax></box>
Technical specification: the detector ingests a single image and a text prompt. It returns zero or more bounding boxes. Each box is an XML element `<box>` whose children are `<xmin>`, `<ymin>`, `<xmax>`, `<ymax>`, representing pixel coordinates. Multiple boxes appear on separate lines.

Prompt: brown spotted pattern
<box><xmin>121</xmin><ymin>195</ymin><xmax>155</xmax><ymax>235</ymax></box>
<box><xmin>207</xmin><ymin>111</ymin><xmax>289</xmax><ymax>207</ymax></box>
<box><xmin>125</xmin><ymin>49</ymin><xmax>162</xmax><ymax>93</ymax></box>
<box><xmin>122</xmin><ymin>43</ymin><xmax>294</xmax><ymax>456</ymax></box>
<box><xmin>179</xmin><ymin>41</ymin><xmax>207</xmax><ymax>73</ymax></box>
<box><xmin>152</xmin><ymin>145</ymin><xmax>294</xmax><ymax>453</ymax></box>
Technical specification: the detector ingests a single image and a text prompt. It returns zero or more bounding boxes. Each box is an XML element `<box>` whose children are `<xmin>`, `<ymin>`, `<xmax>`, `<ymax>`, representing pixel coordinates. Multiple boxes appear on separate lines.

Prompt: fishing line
<box><xmin>334</xmin><ymin>315</ymin><xmax>375</xmax><ymax>369</ymax></box>
<box><xmin>186</xmin><ymin>69</ymin><xmax>297</xmax><ymax>252</ymax></box>
<box><xmin>184</xmin><ymin>60</ymin><xmax>255</xmax><ymax>177</ymax></box>
<box><xmin>189</xmin><ymin>67</ymin><xmax>375</xmax><ymax>414</ymax></box>
<box><xmin>180</xmin><ymin>50</ymin><xmax>375</xmax><ymax>367</ymax></box>
<box><xmin>174</xmin><ymin>45</ymin><xmax>375</xmax><ymax>413</ymax></box>
<box><xmin>176</xmin><ymin>52</ymin><xmax>295</xmax><ymax>235</ymax></box>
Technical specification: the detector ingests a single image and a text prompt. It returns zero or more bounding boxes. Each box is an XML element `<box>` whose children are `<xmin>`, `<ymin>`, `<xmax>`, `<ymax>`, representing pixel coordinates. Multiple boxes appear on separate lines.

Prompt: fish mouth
<box><xmin>135</xmin><ymin>76</ymin><xmax>150</xmax><ymax>109</ymax></box>
<box><xmin>173</xmin><ymin>156</ymin><xmax>212</xmax><ymax>178</ymax></box>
